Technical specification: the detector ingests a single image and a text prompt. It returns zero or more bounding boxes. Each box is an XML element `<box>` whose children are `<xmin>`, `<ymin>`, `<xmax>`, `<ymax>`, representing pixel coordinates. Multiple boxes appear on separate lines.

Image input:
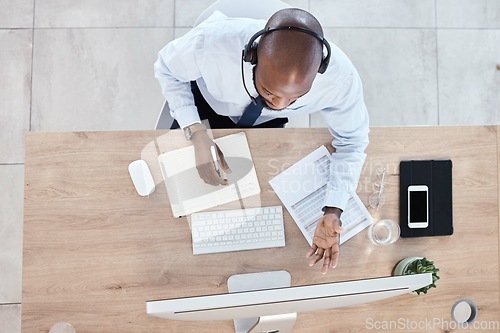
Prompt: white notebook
<box><xmin>269</xmin><ymin>146</ymin><xmax>372</xmax><ymax>245</ymax></box>
<box><xmin>158</xmin><ymin>132</ymin><xmax>260</xmax><ymax>217</ymax></box>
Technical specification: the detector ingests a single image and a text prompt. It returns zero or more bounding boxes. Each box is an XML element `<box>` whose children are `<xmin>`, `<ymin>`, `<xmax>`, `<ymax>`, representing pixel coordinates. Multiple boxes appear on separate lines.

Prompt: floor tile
<box><xmin>310</xmin><ymin>0</ymin><xmax>435</xmax><ymax>28</ymax></box>
<box><xmin>310</xmin><ymin>113</ymin><xmax>327</xmax><ymax>128</ymax></box>
<box><xmin>0</xmin><ymin>30</ymin><xmax>32</xmax><ymax>164</ymax></box>
<box><xmin>175</xmin><ymin>0</ymin><xmax>308</xmax><ymax>27</ymax></box>
<box><xmin>283</xmin><ymin>0</ymin><xmax>309</xmax><ymax>10</ymax></box>
<box><xmin>31</xmin><ymin>28</ymin><xmax>174</xmax><ymax>131</ymax></box>
<box><xmin>312</xmin><ymin>28</ymin><xmax>438</xmax><ymax>127</ymax></box>
<box><xmin>34</xmin><ymin>0</ymin><xmax>174</xmax><ymax>28</ymax></box>
<box><xmin>0</xmin><ymin>0</ymin><xmax>33</xmax><ymax>28</ymax></box>
<box><xmin>287</xmin><ymin>114</ymin><xmax>310</xmax><ymax>128</ymax></box>
<box><xmin>438</xmin><ymin>30</ymin><xmax>500</xmax><ymax>125</ymax></box>
<box><xmin>0</xmin><ymin>166</ymin><xmax>24</xmax><ymax>304</ymax></box>
<box><xmin>174</xmin><ymin>27</ymin><xmax>192</xmax><ymax>39</ymax></box>
<box><xmin>437</xmin><ymin>0</ymin><xmax>500</xmax><ymax>28</ymax></box>
<box><xmin>175</xmin><ymin>0</ymin><xmax>217</xmax><ymax>27</ymax></box>
<box><xmin>0</xmin><ymin>304</ymin><xmax>21</xmax><ymax>333</ymax></box>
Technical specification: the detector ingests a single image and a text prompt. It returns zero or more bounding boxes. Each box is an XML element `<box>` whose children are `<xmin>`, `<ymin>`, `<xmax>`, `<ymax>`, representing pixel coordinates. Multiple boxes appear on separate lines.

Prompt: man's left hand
<box><xmin>306</xmin><ymin>207</ymin><xmax>343</xmax><ymax>274</ymax></box>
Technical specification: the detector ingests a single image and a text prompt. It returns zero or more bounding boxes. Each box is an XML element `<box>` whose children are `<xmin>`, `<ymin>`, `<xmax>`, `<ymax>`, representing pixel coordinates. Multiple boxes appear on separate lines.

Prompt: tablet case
<box><xmin>399</xmin><ymin>160</ymin><xmax>453</xmax><ymax>237</ymax></box>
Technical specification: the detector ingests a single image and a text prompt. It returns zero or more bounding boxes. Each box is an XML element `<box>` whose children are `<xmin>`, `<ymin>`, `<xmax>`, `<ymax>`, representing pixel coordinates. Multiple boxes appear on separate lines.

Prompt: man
<box><xmin>154</xmin><ymin>8</ymin><xmax>369</xmax><ymax>274</ymax></box>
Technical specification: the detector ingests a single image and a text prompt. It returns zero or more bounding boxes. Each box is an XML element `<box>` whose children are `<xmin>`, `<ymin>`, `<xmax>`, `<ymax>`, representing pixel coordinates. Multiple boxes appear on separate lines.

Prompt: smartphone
<box><xmin>407</xmin><ymin>185</ymin><xmax>429</xmax><ymax>228</ymax></box>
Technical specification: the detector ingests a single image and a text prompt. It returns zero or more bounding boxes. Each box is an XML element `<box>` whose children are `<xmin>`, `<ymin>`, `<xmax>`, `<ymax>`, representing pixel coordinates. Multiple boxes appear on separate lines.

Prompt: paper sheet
<box><xmin>158</xmin><ymin>132</ymin><xmax>260</xmax><ymax>217</ymax></box>
<box><xmin>269</xmin><ymin>146</ymin><xmax>372</xmax><ymax>245</ymax></box>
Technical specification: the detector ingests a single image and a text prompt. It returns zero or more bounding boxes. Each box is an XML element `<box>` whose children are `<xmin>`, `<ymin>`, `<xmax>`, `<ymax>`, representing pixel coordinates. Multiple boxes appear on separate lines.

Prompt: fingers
<box><xmin>309</xmin><ymin>246</ymin><xmax>338</xmax><ymax>274</ymax></box>
<box><xmin>193</xmin><ymin>144</ymin><xmax>228</xmax><ymax>186</ymax></box>
<box><xmin>197</xmin><ymin>162</ymin><xmax>227</xmax><ymax>186</ymax></box>
<box><xmin>306</xmin><ymin>244</ymin><xmax>324</xmax><ymax>267</ymax></box>
<box><xmin>308</xmin><ymin>247</ymin><xmax>324</xmax><ymax>267</ymax></box>
<box><xmin>322</xmin><ymin>248</ymin><xmax>332</xmax><ymax>275</ymax></box>
<box><xmin>192</xmin><ymin>134</ymin><xmax>229</xmax><ymax>186</ymax></box>
<box><xmin>201</xmin><ymin>145</ymin><xmax>229</xmax><ymax>186</ymax></box>
<box><xmin>216</xmin><ymin>145</ymin><xmax>231</xmax><ymax>174</ymax></box>
<box><xmin>330</xmin><ymin>243</ymin><xmax>340</xmax><ymax>269</ymax></box>
<box><xmin>308</xmin><ymin>233</ymin><xmax>341</xmax><ymax>274</ymax></box>
<box><xmin>306</xmin><ymin>244</ymin><xmax>318</xmax><ymax>258</ymax></box>
<box><xmin>321</xmin><ymin>244</ymin><xmax>340</xmax><ymax>274</ymax></box>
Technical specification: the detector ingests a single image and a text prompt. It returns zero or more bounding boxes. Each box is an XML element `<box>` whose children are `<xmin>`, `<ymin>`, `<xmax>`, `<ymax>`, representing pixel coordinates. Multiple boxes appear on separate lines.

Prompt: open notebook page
<box><xmin>158</xmin><ymin>132</ymin><xmax>260</xmax><ymax>217</ymax></box>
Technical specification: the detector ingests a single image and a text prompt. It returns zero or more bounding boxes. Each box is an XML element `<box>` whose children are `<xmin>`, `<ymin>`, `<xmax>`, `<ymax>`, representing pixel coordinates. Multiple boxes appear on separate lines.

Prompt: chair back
<box><xmin>194</xmin><ymin>0</ymin><xmax>291</xmax><ymax>26</ymax></box>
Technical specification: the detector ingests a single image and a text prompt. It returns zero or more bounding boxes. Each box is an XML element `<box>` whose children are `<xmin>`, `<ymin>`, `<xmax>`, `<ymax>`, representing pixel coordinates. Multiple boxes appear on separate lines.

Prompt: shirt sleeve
<box><xmin>154</xmin><ymin>30</ymin><xmax>204</xmax><ymax>129</ymax></box>
<box><xmin>322</xmin><ymin>69</ymin><xmax>370</xmax><ymax>211</ymax></box>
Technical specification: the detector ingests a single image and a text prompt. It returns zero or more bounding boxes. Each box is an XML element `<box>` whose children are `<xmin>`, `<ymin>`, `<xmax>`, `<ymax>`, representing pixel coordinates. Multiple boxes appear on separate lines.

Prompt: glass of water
<box><xmin>368</xmin><ymin>219</ymin><xmax>400</xmax><ymax>245</ymax></box>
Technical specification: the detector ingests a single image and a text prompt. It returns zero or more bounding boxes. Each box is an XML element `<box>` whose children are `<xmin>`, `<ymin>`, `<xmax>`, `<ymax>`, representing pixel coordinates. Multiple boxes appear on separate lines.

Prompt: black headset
<box><xmin>242</xmin><ymin>26</ymin><xmax>331</xmax><ymax>74</ymax></box>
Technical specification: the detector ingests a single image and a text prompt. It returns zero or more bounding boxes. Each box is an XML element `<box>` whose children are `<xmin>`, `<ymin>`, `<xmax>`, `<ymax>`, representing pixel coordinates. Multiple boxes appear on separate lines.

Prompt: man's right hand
<box><xmin>191</xmin><ymin>130</ymin><xmax>231</xmax><ymax>186</ymax></box>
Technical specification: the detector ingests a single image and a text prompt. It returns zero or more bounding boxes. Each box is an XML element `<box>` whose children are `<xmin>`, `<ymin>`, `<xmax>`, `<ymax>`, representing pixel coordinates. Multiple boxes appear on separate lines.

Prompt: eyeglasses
<box><xmin>368</xmin><ymin>168</ymin><xmax>387</xmax><ymax>210</ymax></box>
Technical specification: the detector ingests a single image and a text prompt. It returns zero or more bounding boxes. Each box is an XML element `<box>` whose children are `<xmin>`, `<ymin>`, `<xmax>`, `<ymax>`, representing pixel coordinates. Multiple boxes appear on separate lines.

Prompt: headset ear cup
<box><xmin>243</xmin><ymin>44</ymin><xmax>251</xmax><ymax>63</ymax></box>
<box><xmin>248</xmin><ymin>42</ymin><xmax>258</xmax><ymax>65</ymax></box>
<box><xmin>318</xmin><ymin>59</ymin><xmax>327</xmax><ymax>74</ymax></box>
<box><xmin>243</xmin><ymin>42</ymin><xmax>258</xmax><ymax>64</ymax></box>
<box><xmin>318</xmin><ymin>39</ymin><xmax>331</xmax><ymax>74</ymax></box>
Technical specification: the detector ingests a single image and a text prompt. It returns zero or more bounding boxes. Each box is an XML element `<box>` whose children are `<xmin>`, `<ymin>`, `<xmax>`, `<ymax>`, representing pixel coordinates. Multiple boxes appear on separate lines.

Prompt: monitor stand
<box><xmin>227</xmin><ymin>270</ymin><xmax>297</xmax><ymax>333</ymax></box>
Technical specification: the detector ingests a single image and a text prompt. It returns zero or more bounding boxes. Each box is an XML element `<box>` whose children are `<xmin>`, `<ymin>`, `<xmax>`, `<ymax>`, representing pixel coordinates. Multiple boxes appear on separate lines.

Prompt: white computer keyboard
<box><xmin>190</xmin><ymin>206</ymin><xmax>285</xmax><ymax>255</ymax></box>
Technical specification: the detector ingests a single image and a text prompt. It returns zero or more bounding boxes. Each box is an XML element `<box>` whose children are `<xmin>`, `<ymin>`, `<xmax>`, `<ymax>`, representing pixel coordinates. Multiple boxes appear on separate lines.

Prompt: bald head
<box><xmin>254</xmin><ymin>8</ymin><xmax>325</xmax><ymax>110</ymax></box>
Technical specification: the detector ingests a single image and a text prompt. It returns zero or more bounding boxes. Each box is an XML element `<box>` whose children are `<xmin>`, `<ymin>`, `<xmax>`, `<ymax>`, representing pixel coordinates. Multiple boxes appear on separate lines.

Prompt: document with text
<box><xmin>269</xmin><ymin>146</ymin><xmax>372</xmax><ymax>245</ymax></box>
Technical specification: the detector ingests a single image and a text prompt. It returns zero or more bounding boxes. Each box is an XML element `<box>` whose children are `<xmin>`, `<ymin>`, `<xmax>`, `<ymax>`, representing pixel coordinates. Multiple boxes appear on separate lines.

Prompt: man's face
<box><xmin>254</xmin><ymin>61</ymin><xmax>314</xmax><ymax>111</ymax></box>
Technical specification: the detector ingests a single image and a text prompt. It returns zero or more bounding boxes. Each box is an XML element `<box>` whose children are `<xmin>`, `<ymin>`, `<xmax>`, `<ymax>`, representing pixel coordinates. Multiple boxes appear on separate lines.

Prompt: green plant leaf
<box><xmin>404</xmin><ymin>257</ymin><xmax>440</xmax><ymax>295</ymax></box>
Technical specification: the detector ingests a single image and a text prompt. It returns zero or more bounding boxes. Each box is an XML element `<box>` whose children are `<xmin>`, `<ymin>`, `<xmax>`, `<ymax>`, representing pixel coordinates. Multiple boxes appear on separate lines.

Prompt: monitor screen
<box><xmin>147</xmin><ymin>271</ymin><xmax>432</xmax><ymax>329</ymax></box>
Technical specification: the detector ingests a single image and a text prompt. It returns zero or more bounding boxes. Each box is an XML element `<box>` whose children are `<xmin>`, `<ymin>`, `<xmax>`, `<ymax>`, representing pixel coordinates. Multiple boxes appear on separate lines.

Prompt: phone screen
<box><xmin>409</xmin><ymin>191</ymin><xmax>427</xmax><ymax>222</ymax></box>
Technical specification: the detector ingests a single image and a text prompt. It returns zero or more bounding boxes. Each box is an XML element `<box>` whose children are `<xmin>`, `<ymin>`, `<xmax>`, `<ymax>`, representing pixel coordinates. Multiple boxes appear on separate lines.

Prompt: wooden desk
<box><xmin>23</xmin><ymin>126</ymin><xmax>499</xmax><ymax>332</ymax></box>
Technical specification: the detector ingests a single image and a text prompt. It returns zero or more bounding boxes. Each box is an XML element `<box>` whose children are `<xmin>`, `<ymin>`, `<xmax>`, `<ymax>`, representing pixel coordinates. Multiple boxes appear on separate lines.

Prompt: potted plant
<box><xmin>393</xmin><ymin>257</ymin><xmax>440</xmax><ymax>295</ymax></box>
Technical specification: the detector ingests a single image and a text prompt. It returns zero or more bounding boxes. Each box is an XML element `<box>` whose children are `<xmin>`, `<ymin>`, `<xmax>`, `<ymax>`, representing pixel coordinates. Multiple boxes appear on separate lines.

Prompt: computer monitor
<box><xmin>146</xmin><ymin>270</ymin><xmax>432</xmax><ymax>333</ymax></box>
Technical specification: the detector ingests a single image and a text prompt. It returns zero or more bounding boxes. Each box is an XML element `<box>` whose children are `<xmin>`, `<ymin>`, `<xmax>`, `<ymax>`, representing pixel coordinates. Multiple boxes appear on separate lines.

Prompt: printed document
<box><xmin>269</xmin><ymin>146</ymin><xmax>372</xmax><ymax>245</ymax></box>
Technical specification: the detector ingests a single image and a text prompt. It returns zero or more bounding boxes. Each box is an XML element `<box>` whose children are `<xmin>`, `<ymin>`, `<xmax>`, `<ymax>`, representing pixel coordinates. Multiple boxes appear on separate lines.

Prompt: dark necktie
<box><xmin>237</xmin><ymin>96</ymin><xmax>264</xmax><ymax>127</ymax></box>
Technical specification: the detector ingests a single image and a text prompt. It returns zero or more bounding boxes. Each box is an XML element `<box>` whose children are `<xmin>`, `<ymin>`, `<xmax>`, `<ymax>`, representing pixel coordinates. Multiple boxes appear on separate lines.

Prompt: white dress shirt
<box><xmin>154</xmin><ymin>11</ymin><xmax>370</xmax><ymax>211</ymax></box>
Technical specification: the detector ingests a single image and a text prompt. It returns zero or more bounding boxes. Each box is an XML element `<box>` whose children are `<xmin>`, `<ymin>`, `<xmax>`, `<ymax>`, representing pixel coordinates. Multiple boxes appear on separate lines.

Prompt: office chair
<box><xmin>155</xmin><ymin>0</ymin><xmax>309</xmax><ymax>130</ymax></box>
<box><xmin>194</xmin><ymin>0</ymin><xmax>290</xmax><ymax>26</ymax></box>
<box><xmin>155</xmin><ymin>100</ymin><xmax>174</xmax><ymax>130</ymax></box>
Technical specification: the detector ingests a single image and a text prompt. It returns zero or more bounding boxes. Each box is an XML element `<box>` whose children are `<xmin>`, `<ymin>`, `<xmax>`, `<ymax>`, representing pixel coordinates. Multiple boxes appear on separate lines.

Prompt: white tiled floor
<box><xmin>437</xmin><ymin>29</ymin><xmax>500</xmax><ymax>125</ymax></box>
<box><xmin>31</xmin><ymin>27</ymin><xmax>173</xmax><ymax>131</ymax></box>
<box><xmin>33</xmin><ymin>0</ymin><xmax>175</xmax><ymax>28</ymax></box>
<box><xmin>1</xmin><ymin>0</ymin><xmax>499</xmax><ymax>330</ymax></box>
<box><xmin>311</xmin><ymin>0</ymin><xmax>436</xmax><ymax>28</ymax></box>
<box><xmin>0</xmin><ymin>29</ymin><xmax>31</xmax><ymax>164</ymax></box>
